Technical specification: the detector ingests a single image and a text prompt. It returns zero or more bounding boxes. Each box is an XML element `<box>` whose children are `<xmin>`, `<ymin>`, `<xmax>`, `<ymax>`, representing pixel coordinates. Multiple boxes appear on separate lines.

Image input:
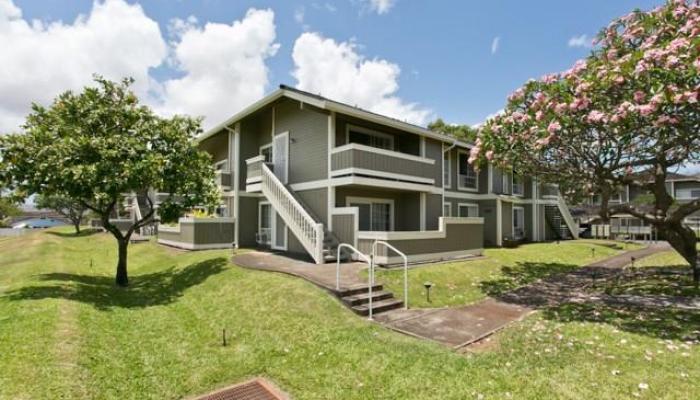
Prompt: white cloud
<box><xmin>294</xmin><ymin>6</ymin><xmax>305</xmax><ymax>24</ymax></box>
<box><xmin>365</xmin><ymin>0</ymin><xmax>396</xmax><ymax>15</ymax></box>
<box><xmin>291</xmin><ymin>32</ymin><xmax>431</xmax><ymax>125</ymax></box>
<box><xmin>0</xmin><ymin>1</ymin><xmax>280</xmax><ymax>132</ymax></box>
<box><xmin>158</xmin><ymin>8</ymin><xmax>279</xmax><ymax>128</ymax></box>
<box><xmin>491</xmin><ymin>36</ymin><xmax>500</xmax><ymax>55</ymax></box>
<box><xmin>568</xmin><ymin>34</ymin><xmax>592</xmax><ymax>48</ymax></box>
<box><xmin>0</xmin><ymin>0</ymin><xmax>166</xmax><ymax>132</ymax></box>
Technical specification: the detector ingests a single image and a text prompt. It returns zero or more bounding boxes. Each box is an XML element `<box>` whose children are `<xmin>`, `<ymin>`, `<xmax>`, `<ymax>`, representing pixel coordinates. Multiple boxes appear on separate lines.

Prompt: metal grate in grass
<box><xmin>190</xmin><ymin>378</ymin><xmax>287</xmax><ymax>400</ymax></box>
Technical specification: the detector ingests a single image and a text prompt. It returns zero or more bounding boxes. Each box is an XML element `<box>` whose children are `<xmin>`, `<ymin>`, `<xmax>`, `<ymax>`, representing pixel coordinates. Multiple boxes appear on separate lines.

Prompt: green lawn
<box><xmin>0</xmin><ymin>229</ymin><xmax>697</xmax><ymax>399</ymax></box>
<box><xmin>373</xmin><ymin>240</ymin><xmax>643</xmax><ymax>309</ymax></box>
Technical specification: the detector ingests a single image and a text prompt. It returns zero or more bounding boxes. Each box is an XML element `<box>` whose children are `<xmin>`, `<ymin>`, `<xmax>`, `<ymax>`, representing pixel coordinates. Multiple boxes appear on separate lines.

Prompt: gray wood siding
<box><xmin>199</xmin><ymin>132</ymin><xmax>228</xmax><ymax>164</ymax></box>
<box><xmin>158</xmin><ymin>220</ymin><xmax>235</xmax><ymax>246</ymax></box>
<box><xmin>295</xmin><ymin>188</ymin><xmax>328</xmax><ymax>225</ymax></box>
<box><xmin>332</xmin><ymin>214</ymin><xmax>356</xmax><ymax>246</ymax></box>
<box><xmin>477</xmin><ymin>199</ymin><xmax>498</xmax><ymax>247</ymax></box>
<box><xmin>501</xmin><ymin>201</ymin><xmax>513</xmax><ymax>239</ymax></box>
<box><xmin>335</xmin><ymin>187</ymin><xmax>420</xmax><ymax>231</ymax></box>
<box><xmin>426</xmin><ymin>194</ymin><xmax>442</xmax><ymax>230</ymax></box>
<box><xmin>331</xmin><ymin>147</ymin><xmax>435</xmax><ymax>181</ymax></box>
<box><xmin>335</xmin><ymin>115</ymin><xmax>420</xmax><ymax>155</ymax></box>
<box><xmin>357</xmin><ymin>222</ymin><xmax>483</xmax><ymax>258</ymax></box>
<box><xmin>238</xmin><ymin>197</ymin><xmax>259</xmax><ymax>247</ymax></box>
<box><xmin>274</xmin><ymin>99</ymin><xmax>328</xmax><ymax>184</ymax></box>
<box><xmin>425</xmin><ymin>138</ymin><xmax>443</xmax><ymax>186</ymax></box>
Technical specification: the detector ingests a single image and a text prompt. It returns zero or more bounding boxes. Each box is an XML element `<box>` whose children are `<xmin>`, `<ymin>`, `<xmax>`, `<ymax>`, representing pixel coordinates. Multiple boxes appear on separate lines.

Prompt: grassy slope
<box><xmin>373</xmin><ymin>240</ymin><xmax>643</xmax><ymax>308</ymax></box>
<box><xmin>0</xmin><ymin>230</ymin><xmax>696</xmax><ymax>399</ymax></box>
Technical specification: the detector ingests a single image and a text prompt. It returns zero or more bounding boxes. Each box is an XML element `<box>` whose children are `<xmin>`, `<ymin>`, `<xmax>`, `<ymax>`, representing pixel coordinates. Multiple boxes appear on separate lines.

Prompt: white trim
<box><xmin>290</xmin><ymin>179</ymin><xmax>329</xmax><ymax>191</ymax></box>
<box><xmin>357</xmin><ymin>216</ymin><xmax>483</xmax><ymax>240</ymax></box>
<box><xmin>443</xmin><ymin>150</ymin><xmax>452</xmax><ymax>189</ymax></box>
<box><xmin>258</xmin><ymin>201</ymin><xmax>273</xmax><ymax>247</ymax></box>
<box><xmin>233</xmin><ymin>123</ymin><xmax>240</xmax><ymax>248</ymax></box>
<box><xmin>213</xmin><ymin>159</ymin><xmax>229</xmax><ymax>173</ymax></box>
<box><xmin>259</xmin><ymin>142</ymin><xmax>272</xmax><ymax>163</ymax></box>
<box><xmin>246</xmin><ymin>177</ymin><xmax>262</xmax><ymax>184</ymax></box>
<box><xmin>456</xmin><ymin>149</ymin><xmax>479</xmax><ymax>192</ymax></box>
<box><xmin>419</xmin><ymin>136</ymin><xmax>426</xmax><ymax>157</ymax></box>
<box><xmin>370</xmin><ymin>248</ymin><xmax>483</xmax><ymax>265</ymax></box>
<box><xmin>345</xmin><ymin>123</ymin><xmax>395</xmax><ymax>150</ymax></box>
<box><xmin>331</xmin><ymin>142</ymin><xmax>435</xmax><ymax>165</ymax></box>
<box><xmin>346</xmin><ymin>196</ymin><xmax>395</xmax><ymax>231</ymax></box>
<box><xmin>330</xmin><ymin>167</ymin><xmax>435</xmax><ymax>185</ymax></box>
<box><xmin>443</xmin><ymin>202</ymin><xmax>452</xmax><ymax>217</ymax></box>
<box><xmin>420</xmin><ymin>193</ymin><xmax>426</xmax><ymax>231</ymax></box>
<box><xmin>488</xmin><ymin>164</ymin><xmax>493</xmax><ymax>193</ymax></box>
<box><xmin>246</xmin><ymin>183</ymin><xmax>262</xmax><ymax>193</ymax></box>
<box><xmin>327</xmin><ymin>112</ymin><xmax>335</xmax><ymax>230</ymax></box>
<box><xmin>245</xmin><ymin>155</ymin><xmax>265</xmax><ymax>165</ymax></box>
<box><xmin>457</xmin><ymin>202</ymin><xmax>479</xmax><ymax>218</ymax></box>
<box><xmin>512</xmin><ymin>173</ymin><xmax>524</xmax><ymax>197</ymax></box>
<box><xmin>179</xmin><ymin>217</ymin><xmax>236</xmax><ymax>224</ymax></box>
<box><xmin>157</xmin><ymin>239</ymin><xmax>235</xmax><ymax>250</ymax></box>
<box><xmin>239</xmin><ymin>192</ymin><xmax>263</xmax><ymax>198</ymax></box>
<box><xmin>331</xmin><ymin>176</ymin><xmax>437</xmax><ymax>193</ymax></box>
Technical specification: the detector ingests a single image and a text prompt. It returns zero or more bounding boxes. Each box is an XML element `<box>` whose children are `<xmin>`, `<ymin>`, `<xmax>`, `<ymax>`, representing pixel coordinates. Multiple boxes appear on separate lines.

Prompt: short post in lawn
<box><xmin>591</xmin><ymin>248</ymin><xmax>595</xmax><ymax>258</ymax></box>
<box><xmin>424</xmin><ymin>281</ymin><xmax>433</xmax><ymax>303</ymax></box>
<box><xmin>222</xmin><ymin>328</ymin><xmax>227</xmax><ymax>347</ymax></box>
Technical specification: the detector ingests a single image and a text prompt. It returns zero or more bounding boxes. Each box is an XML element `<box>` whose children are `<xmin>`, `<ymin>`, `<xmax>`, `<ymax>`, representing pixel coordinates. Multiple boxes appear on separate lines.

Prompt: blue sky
<box><xmin>9</xmin><ymin>0</ymin><xmax>662</xmax><ymax>128</ymax></box>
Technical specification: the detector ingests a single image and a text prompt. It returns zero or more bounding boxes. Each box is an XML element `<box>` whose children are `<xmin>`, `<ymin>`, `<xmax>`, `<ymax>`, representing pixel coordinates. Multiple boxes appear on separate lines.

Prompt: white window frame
<box><xmin>443</xmin><ymin>150</ymin><xmax>452</xmax><ymax>189</ymax></box>
<box><xmin>457</xmin><ymin>202</ymin><xmax>479</xmax><ymax>218</ymax></box>
<box><xmin>346</xmin><ymin>196</ymin><xmax>395</xmax><ymax>232</ymax></box>
<box><xmin>512</xmin><ymin>173</ymin><xmax>524</xmax><ymax>196</ymax></box>
<box><xmin>512</xmin><ymin>206</ymin><xmax>526</xmax><ymax>240</ymax></box>
<box><xmin>443</xmin><ymin>202</ymin><xmax>452</xmax><ymax>217</ymax></box>
<box><xmin>258</xmin><ymin>201</ymin><xmax>287</xmax><ymax>250</ymax></box>
<box><xmin>676</xmin><ymin>188</ymin><xmax>700</xmax><ymax>200</ymax></box>
<box><xmin>345</xmin><ymin>124</ymin><xmax>395</xmax><ymax>151</ymax></box>
<box><xmin>259</xmin><ymin>143</ymin><xmax>272</xmax><ymax>163</ymax></box>
<box><xmin>457</xmin><ymin>149</ymin><xmax>479</xmax><ymax>192</ymax></box>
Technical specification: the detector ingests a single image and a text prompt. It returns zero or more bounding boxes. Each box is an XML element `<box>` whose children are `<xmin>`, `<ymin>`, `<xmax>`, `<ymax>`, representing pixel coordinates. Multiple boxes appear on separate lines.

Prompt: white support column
<box><xmin>496</xmin><ymin>198</ymin><xmax>503</xmax><ymax>247</ymax></box>
<box><xmin>327</xmin><ymin>111</ymin><xmax>335</xmax><ymax>230</ymax></box>
<box><xmin>228</xmin><ymin>123</ymin><xmax>241</xmax><ymax>248</ymax></box>
<box><xmin>532</xmin><ymin>177</ymin><xmax>539</xmax><ymax>242</ymax></box>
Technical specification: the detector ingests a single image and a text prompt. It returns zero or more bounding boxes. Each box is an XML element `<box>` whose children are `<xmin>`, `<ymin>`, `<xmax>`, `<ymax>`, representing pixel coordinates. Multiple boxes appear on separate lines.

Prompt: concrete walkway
<box><xmin>233</xmin><ymin>243</ymin><xmax>676</xmax><ymax>350</ymax></box>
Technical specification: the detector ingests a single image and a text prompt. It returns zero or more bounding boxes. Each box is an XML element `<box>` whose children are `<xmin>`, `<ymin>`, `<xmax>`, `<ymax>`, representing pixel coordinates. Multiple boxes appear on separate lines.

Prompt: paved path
<box><xmin>233</xmin><ymin>243</ymin><xmax>678</xmax><ymax>350</ymax></box>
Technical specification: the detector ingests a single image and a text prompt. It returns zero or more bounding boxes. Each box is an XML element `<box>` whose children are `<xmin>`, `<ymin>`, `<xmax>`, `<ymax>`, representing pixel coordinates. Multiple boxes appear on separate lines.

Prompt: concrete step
<box><xmin>341</xmin><ymin>290</ymin><xmax>394</xmax><ymax>306</ymax></box>
<box><xmin>336</xmin><ymin>284</ymin><xmax>383</xmax><ymax>297</ymax></box>
<box><xmin>351</xmin><ymin>298</ymin><xmax>404</xmax><ymax>316</ymax></box>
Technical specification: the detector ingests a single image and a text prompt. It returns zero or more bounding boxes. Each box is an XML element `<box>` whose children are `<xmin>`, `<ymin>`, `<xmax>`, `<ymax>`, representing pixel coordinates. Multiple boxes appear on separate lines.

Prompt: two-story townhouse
<box><xmin>155</xmin><ymin>85</ymin><xmax>577</xmax><ymax>264</ymax></box>
<box><xmin>582</xmin><ymin>172</ymin><xmax>700</xmax><ymax>239</ymax></box>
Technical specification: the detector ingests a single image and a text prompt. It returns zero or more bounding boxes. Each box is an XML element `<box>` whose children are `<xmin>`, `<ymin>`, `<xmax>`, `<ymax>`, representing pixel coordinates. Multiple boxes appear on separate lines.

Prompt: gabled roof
<box><xmin>198</xmin><ymin>85</ymin><xmax>473</xmax><ymax>148</ymax></box>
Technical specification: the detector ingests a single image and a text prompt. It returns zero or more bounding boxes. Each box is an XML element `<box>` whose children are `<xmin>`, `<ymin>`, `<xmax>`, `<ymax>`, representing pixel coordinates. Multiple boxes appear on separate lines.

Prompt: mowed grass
<box><xmin>373</xmin><ymin>240</ymin><xmax>643</xmax><ymax>308</ymax></box>
<box><xmin>0</xmin><ymin>229</ymin><xmax>697</xmax><ymax>399</ymax></box>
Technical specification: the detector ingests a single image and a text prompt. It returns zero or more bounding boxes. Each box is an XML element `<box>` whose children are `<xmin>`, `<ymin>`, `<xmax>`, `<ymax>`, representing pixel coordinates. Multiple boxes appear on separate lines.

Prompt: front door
<box><xmin>258</xmin><ymin>203</ymin><xmax>272</xmax><ymax>246</ymax></box>
<box><xmin>272</xmin><ymin>132</ymin><xmax>289</xmax><ymax>184</ymax></box>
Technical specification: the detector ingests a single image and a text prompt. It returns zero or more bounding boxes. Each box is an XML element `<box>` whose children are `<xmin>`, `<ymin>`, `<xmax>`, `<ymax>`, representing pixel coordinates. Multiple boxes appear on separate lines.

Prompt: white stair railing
<box><xmin>260</xmin><ymin>163</ymin><xmax>325</xmax><ymax>264</ymax></box>
<box><xmin>556</xmin><ymin>195</ymin><xmax>579</xmax><ymax>239</ymax></box>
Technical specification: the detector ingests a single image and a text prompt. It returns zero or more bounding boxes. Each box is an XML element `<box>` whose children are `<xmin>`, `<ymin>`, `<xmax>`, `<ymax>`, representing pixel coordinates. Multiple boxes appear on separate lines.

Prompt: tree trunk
<box><xmin>662</xmin><ymin>222</ymin><xmax>699</xmax><ymax>285</ymax></box>
<box><xmin>116</xmin><ymin>238</ymin><xmax>129</xmax><ymax>287</ymax></box>
<box><xmin>73</xmin><ymin>220</ymin><xmax>81</xmax><ymax>234</ymax></box>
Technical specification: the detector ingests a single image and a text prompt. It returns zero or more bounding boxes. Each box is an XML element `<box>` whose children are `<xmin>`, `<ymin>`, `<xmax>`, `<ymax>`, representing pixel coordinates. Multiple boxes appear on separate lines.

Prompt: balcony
<box><xmin>330</xmin><ymin>143</ymin><xmax>437</xmax><ymax>189</ymax></box>
<box><xmin>215</xmin><ymin>170</ymin><xmax>232</xmax><ymax>189</ymax></box>
<box><xmin>245</xmin><ymin>155</ymin><xmax>264</xmax><ymax>192</ymax></box>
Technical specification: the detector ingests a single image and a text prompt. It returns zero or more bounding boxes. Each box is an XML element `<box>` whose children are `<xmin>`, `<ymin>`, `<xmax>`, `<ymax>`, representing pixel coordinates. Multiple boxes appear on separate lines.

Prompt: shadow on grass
<box><xmin>46</xmin><ymin>228</ymin><xmax>103</xmax><ymax>238</ymax></box>
<box><xmin>4</xmin><ymin>257</ymin><xmax>228</xmax><ymax>310</ymax></box>
<box><xmin>479</xmin><ymin>262</ymin><xmax>579</xmax><ymax>297</ymax></box>
<box><xmin>482</xmin><ymin>262</ymin><xmax>700</xmax><ymax>341</ymax></box>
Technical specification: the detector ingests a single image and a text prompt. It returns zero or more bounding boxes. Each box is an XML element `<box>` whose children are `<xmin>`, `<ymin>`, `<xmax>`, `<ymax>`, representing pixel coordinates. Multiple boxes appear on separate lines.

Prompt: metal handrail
<box><xmin>370</xmin><ymin>240</ymin><xmax>409</xmax><ymax>320</ymax></box>
<box><xmin>335</xmin><ymin>244</ymin><xmax>371</xmax><ymax>290</ymax></box>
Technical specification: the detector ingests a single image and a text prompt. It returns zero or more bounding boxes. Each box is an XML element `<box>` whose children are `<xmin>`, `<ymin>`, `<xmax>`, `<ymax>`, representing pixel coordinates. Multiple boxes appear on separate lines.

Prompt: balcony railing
<box><xmin>331</xmin><ymin>143</ymin><xmax>437</xmax><ymax>186</ymax></box>
<box><xmin>215</xmin><ymin>170</ymin><xmax>232</xmax><ymax>189</ymax></box>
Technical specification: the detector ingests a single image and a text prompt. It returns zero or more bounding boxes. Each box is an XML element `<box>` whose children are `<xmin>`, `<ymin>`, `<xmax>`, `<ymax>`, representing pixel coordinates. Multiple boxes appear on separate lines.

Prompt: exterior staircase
<box><xmin>334</xmin><ymin>284</ymin><xmax>404</xmax><ymax>316</ymax></box>
<box><xmin>544</xmin><ymin>205</ymin><xmax>573</xmax><ymax>240</ymax></box>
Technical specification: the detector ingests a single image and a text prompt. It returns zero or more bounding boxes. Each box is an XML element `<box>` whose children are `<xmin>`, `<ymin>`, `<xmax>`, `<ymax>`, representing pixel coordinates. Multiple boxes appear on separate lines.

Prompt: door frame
<box><xmin>259</xmin><ymin>200</ymin><xmax>287</xmax><ymax>250</ymax></box>
<box><xmin>345</xmin><ymin>196</ymin><xmax>395</xmax><ymax>232</ymax></box>
<box><xmin>272</xmin><ymin>131</ymin><xmax>290</xmax><ymax>184</ymax></box>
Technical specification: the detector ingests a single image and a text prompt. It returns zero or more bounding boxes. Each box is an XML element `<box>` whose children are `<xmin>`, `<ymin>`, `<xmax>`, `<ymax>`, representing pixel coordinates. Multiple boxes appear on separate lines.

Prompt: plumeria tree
<box><xmin>473</xmin><ymin>0</ymin><xmax>700</xmax><ymax>282</ymax></box>
<box><xmin>0</xmin><ymin>77</ymin><xmax>219</xmax><ymax>287</ymax></box>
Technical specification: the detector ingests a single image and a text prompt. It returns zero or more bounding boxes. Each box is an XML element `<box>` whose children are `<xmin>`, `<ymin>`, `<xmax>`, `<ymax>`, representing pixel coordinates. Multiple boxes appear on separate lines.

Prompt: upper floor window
<box><xmin>347</xmin><ymin>124</ymin><xmax>394</xmax><ymax>150</ymax></box>
<box><xmin>512</xmin><ymin>173</ymin><xmax>524</xmax><ymax>196</ymax></box>
<box><xmin>443</xmin><ymin>151</ymin><xmax>451</xmax><ymax>188</ymax></box>
<box><xmin>260</xmin><ymin>144</ymin><xmax>272</xmax><ymax>163</ymax></box>
<box><xmin>458</xmin><ymin>151</ymin><xmax>478</xmax><ymax>190</ymax></box>
<box><xmin>443</xmin><ymin>202</ymin><xmax>452</xmax><ymax>217</ymax></box>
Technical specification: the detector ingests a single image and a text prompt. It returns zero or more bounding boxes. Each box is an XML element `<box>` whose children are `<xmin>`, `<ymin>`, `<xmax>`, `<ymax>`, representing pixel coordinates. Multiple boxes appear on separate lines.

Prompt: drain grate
<box><xmin>191</xmin><ymin>378</ymin><xmax>286</xmax><ymax>400</ymax></box>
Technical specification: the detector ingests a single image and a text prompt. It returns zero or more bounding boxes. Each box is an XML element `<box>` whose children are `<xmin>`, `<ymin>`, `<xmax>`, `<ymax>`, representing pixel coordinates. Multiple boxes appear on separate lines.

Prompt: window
<box><xmin>610</xmin><ymin>190</ymin><xmax>623</xmax><ymax>203</ymax></box>
<box><xmin>443</xmin><ymin>151</ymin><xmax>451</xmax><ymax>188</ymax></box>
<box><xmin>513</xmin><ymin>207</ymin><xmax>525</xmax><ymax>239</ymax></box>
<box><xmin>458</xmin><ymin>203</ymin><xmax>479</xmax><ymax>218</ymax></box>
<box><xmin>260</xmin><ymin>144</ymin><xmax>272</xmax><ymax>163</ymax></box>
<box><xmin>347</xmin><ymin>197</ymin><xmax>394</xmax><ymax>231</ymax></box>
<box><xmin>677</xmin><ymin>188</ymin><xmax>700</xmax><ymax>200</ymax></box>
<box><xmin>347</xmin><ymin>125</ymin><xmax>394</xmax><ymax>150</ymax></box>
<box><xmin>512</xmin><ymin>173</ymin><xmax>524</xmax><ymax>196</ymax></box>
<box><xmin>258</xmin><ymin>203</ymin><xmax>272</xmax><ymax>245</ymax></box>
<box><xmin>458</xmin><ymin>151</ymin><xmax>478</xmax><ymax>190</ymax></box>
<box><xmin>443</xmin><ymin>202</ymin><xmax>452</xmax><ymax>217</ymax></box>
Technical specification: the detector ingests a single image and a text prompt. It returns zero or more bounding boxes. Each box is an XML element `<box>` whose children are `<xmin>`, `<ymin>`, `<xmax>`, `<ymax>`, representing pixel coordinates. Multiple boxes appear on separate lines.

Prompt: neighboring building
<box><xmin>581</xmin><ymin>172</ymin><xmax>700</xmax><ymax>239</ymax></box>
<box><xmin>152</xmin><ymin>85</ymin><xmax>577</xmax><ymax>264</ymax></box>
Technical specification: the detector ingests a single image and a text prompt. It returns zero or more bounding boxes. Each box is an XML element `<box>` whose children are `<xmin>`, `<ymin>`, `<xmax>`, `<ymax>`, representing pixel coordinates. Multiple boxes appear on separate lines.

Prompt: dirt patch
<box><xmin>460</xmin><ymin>334</ymin><xmax>502</xmax><ymax>354</ymax></box>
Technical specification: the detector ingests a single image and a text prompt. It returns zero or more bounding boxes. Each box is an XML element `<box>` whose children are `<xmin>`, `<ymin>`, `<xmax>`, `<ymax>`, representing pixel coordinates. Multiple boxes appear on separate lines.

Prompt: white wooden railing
<box><xmin>556</xmin><ymin>195</ymin><xmax>579</xmax><ymax>239</ymax></box>
<box><xmin>260</xmin><ymin>163</ymin><xmax>325</xmax><ymax>264</ymax></box>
